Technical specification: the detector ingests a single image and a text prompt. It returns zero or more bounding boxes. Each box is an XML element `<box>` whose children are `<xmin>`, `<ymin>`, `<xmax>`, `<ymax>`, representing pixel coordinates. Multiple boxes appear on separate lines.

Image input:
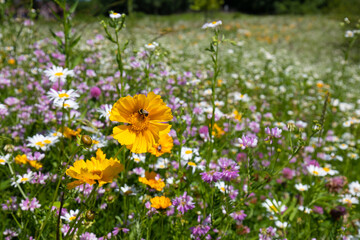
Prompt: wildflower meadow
<box><xmin>1</xmin><ymin>1</ymin><xmax>360</xmax><ymax>239</ymax></box>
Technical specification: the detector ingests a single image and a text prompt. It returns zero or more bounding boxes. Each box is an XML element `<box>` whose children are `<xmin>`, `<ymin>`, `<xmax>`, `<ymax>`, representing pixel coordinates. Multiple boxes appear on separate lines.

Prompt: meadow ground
<box><xmin>0</xmin><ymin>11</ymin><xmax>360</xmax><ymax>239</ymax></box>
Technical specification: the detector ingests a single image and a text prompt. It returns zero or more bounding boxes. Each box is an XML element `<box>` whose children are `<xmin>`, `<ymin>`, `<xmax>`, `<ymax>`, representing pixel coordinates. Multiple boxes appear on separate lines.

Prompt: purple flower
<box><xmin>90</xmin><ymin>86</ymin><xmax>101</xmax><ymax>99</ymax></box>
<box><xmin>20</xmin><ymin>198</ymin><xmax>41</xmax><ymax>212</ymax></box>
<box><xmin>238</xmin><ymin>135</ymin><xmax>258</xmax><ymax>149</ymax></box>
<box><xmin>218</xmin><ymin>158</ymin><xmax>240</xmax><ymax>181</ymax></box>
<box><xmin>173</xmin><ymin>192</ymin><xmax>195</xmax><ymax>214</ymax></box>
<box><xmin>259</xmin><ymin>226</ymin><xmax>276</xmax><ymax>240</ymax></box>
<box><xmin>2</xmin><ymin>197</ymin><xmax>18</xmax><ymax>211</ymax></box>
<box><xmin>80</xmin><ymin>232</ymin><xmax>98</xmax><ymax>240</ymax></box>
<box><xmin>265</xmin><ymin>127</ymin><xmax>282</xmax><ymax>144</ymax></box>
<box><xmin>200</xmin><ymin>170</ymin><xmax>222</xmax><ymax>183</ymax></box>
<box><xmin>190</xmin><ymin>215</ymin><xmax>212</xmax><ymax>240</ymax></box>
<box><xmin>230</xmin><ymin>210</ymin><xmax>247</xmax><ymax>222</ymax></box>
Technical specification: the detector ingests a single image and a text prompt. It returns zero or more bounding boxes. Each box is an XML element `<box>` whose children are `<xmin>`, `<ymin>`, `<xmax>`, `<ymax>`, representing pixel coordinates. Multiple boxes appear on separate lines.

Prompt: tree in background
<box><xmin>190</xmin><ymin>0</ymin><xmax>224</xmax><ymax>20</ymax></box>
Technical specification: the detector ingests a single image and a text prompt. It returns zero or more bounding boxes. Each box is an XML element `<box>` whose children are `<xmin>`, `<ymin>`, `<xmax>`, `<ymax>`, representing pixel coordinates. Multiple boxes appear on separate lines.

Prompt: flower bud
<box><xmin>85</xmin><ymin>210</ymin><xmax>95</xmax><ymax>221</ymax></box>
<box><xmin>81</xmin><ymin>135</ymin><xmax>93</xmax><ymax>148</ymax></box>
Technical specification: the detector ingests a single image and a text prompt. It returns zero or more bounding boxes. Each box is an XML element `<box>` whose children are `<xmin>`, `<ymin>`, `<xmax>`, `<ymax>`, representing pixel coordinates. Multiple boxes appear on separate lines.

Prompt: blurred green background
<box><xmin>10</xmin><ymin>0</ymin><xmax>360</xmax><ymax>17</ymax></box>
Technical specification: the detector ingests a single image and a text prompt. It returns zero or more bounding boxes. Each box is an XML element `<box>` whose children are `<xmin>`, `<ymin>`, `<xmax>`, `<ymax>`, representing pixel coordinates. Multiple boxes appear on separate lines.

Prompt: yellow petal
<box><xmin>113</xmin><ymin>125</ymin><xmax>136</xmax><ymax>145</ymax></box>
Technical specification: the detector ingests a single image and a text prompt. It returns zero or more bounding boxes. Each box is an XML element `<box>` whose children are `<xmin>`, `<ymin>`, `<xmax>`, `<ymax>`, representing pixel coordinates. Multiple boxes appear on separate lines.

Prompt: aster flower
<box><xmin>148</xmin><ymin>134</ymin><xmax>173</xmax><ymax>157</ymax></box>
<box><xmin>138</xmin><ymin>171</ymin><xmax>165</xmax><ymax>191</ymax></box>
<box><xmin>44</xmin><ymin>65</ymin><xmax>74</xmax><ymax>83</ymax></box>
<box><xmin>172</xmin><ymin>191</ymin><xmax>195</xmax><ymax>214</ymax></box>
<box><xmin>12</xmin><ymin>172</ymin><xmax>33</xmax><ymax>186</ymax></box>
<box><xmin>215</xmin><ymin>181</ymin><xmax>227</xmax><ymax>193</ymax></box>
<box><xmin>66</xmin><ymin>149</ymin><xmax>124</xmax><ymax>189</ymax></box>
<box><xmin>54</xmin><ymin>99</ymin><xmax>79</xmax><ymax>109</ymax></box>
<box><xmin>275</xmin><ymin>221</ymin><xmax>289</xmax><ymax>229</ymax></box>
<box><xmin>120</xmin><ymin>184</ymin><xmax>135</xmax><ymax>195</ymax></box>
<box><xmin>154</xmin><ymin>158</ymin><xmax>169</xmax><ymax>170</ymax></box>
<box><xmin>150</xmin><ymin>196</ymin><xmax>172</xmax><ymax>209</ymax></box>
<box><xmin>110</xmin><ymin>92</ymin><xmax>173</xmax><ymax>154</ymax></box>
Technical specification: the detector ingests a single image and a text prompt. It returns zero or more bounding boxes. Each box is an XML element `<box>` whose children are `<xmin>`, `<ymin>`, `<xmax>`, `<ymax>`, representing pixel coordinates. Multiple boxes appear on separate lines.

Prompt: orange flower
<box><xmin>148</xmin><ymin>134</ymin><xmax>173</xmax><ymax>157</ymax></box>
<box><xmin>66</xmin><ymin>149</ymin><xmax>123</xmax><ymax>189</ymax></box>
<box><xmin>110</xmin><ymin>92</ymin><xmax>172</xmax><ymax>154</ymax></box>
<box><xmin>139</xmin><ymin>171</ymin><xmax>165</xmax><ymax>191</ymax></box>
<box><xmin>15</xmin><ymin>154</ymin><xmax>28</xmax><ymax>165</ymax></box>
<box><xmin>150</xmin><ymin>196</ymin><xmax>172</xmax><ymax>209</ymax></box>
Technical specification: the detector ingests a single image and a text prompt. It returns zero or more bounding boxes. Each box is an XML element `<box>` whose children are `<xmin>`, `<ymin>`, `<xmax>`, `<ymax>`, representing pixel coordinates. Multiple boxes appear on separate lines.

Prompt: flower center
<box><xmin>185</xmin><ymin>150</ymin><xmax>192</xmax><ymax>154</ymax></box>
<box><xmin>299</xmin><ymin>187</ymin><xmax>305</xmax><ymax>191</ymax></box>
<box><xmin>323</xmin><ymin>167</ymin><xmax>330</xmax><ymax>172</ymax></box>
<box><xmin>20</xmin><ymin>177</ymin><xmax>29</xmax><ymax>182</ymax></box>
<box><xmin>212</xmin><ymin>21</ymin><xmax>217</xmax><ymax>24</ymax></box>
<box><xmin>0</xmin><ymin>159</ymin><xmax>5</xmax><ymax>163</ymax></box>
<box><xmin>55</xmin><ymin>72</ymin><xmax>64</xmax><ymax>76</ymax></box>
<box><xmin>129</xmin><ymin>112</ymin><xmax>150</xmax><ymax>132</ymax></box>
<box><xmin>91</xmin><ymin>169</ymin><xmax>102</xmax><ymax>176</ymax></box>
<box><xmin>312</xmin><ymin>171</ymin><xmax>319</xmax><ymax>175</ymax></box>
<box><xmin>113</xmin><ymin>12</ymin><xmax>118</xmax><ymax>15</ymax></box>
<box><xmin>36</xmin><ymin>141</ymin><xmax>45</xmax><ymax>147</ymax></box>
<box><xmin>44</xmin><ymin>139</ymin><xmax>51</xmax><ymax>144</ymax></box>
<box><xmin>58</xmin><ymin>93</ymin><xmax>69</xmax><ymax>98</ymax></box>
<box><xmin>344</xmin><ymin>199</ymin><xmax>352</xmax><ymax>204</ymax></box>
<box><xmin>270</xmin><ymin>205</ymin><xmax>278</xmax><ymax>212</ymax></box>
<box><xmin>69</xmin><ymin>216</ymin><xmax>76</xmax><ymax>221</ymax></box>
<box><xmin>188</xmin><ymin>162</ymin><xmax>196</xmax><ymax>166</ymax></box>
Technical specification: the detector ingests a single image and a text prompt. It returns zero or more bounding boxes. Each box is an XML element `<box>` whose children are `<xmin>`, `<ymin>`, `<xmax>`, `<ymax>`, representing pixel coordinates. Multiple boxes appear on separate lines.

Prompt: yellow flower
<box><xmin>28</xmin><ymin>160</ymin><xmax>43</xmax><ymax>170</ymax></box>
<box><xmin>60</xmin><ymin>127</ymin><xmax>81</xmax><ymax>139</ymax></box>
<box><xmin>15</xmin><ymin>154</ymin><xmax>28</xmax><ymax>165</ymax></box>
<box><xmin>66</xmin><ymin>149</ymin><xmax>124</xmax><ymax>189</ymax></box>
<box><xmin>212</xmin><ymin>123</ymin><xmax>225</xmax><ymax>137</ymax></box>
<box><xmin>139</xmin><ymin>171</ymin><xmax>165</xmax><ymax>191</ymax></box>
<box><xmin>150</xmin><ymin>196</ymin><xmax>172</xmax><ymax>209</ymax></box>
<box><xmin>148</xmin><ymin>134</ymin><xmax>173</xmax><ymax>157</ymax></box>
<box><xmin>110</xmin><ymin>92</ymin><xmax>173</xmax><ymax>154</ymax></box>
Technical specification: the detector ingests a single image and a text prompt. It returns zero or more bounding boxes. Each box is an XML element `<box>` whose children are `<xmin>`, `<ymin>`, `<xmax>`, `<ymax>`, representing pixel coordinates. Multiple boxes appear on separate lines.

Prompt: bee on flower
<box><xmin>44</xmin><ymin>65</ymin><xmax>74</xmax><ymax>83</ymax></box>
<box><xmin>109</xmin><ymin>92</ymin><xmax>173</xmax><ymax>154</ymax></box>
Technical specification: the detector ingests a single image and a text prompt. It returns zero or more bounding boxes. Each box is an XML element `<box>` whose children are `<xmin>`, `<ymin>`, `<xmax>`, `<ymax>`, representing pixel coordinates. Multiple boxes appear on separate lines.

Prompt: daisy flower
<box><xmin>109</xmin><ymin>11</ymin><xmax>122</xmax><ymax>19</ymax></box>
<box><xmin>12</xmin><ymin>172</ymin><xmax>33</xmax><ymax>186</ymax></box>
<box><xmin>322</xmin><ymin>165</ymin><xmax>339</xmax><ymax>176</ymax></box>
<box><xmin>132</xmin><ymin>153</ymin><xmax>145</xmax><ymax>163</ymax></box>
<box><xmin>0</xmin><ymin>154</ymin><xmax>10</xmax><ymax>165</ymax></box>
<box><xmin>215</xmin><ymin>181</ymin><xmax>227</xmax><ymax>193</ymax></box>
<box><xmin>97</xmin><ymin>104</ymin><xmax>113</xmax><ymax>121</ymax></box>
<box><xmin>47</xmin><ymin>89</ymin><xmax>79</xmax><ymax>104</ymax></box>
<box><xmin>262</xmin><ymin>199</ymin><xmax>286</xmax><ymax>215</ymax></box>
<box><xmin>61</xmin><ymin>209</ymin><xmax>80</xmax><ymax>222</ymax></box>
<box><xmin>109</xmin><ymin>92</ymin><xmax>173</xmax><ymax>154</ymax></box>
<box><xmin>27</xmin><ymin>134</ymin><xmax>58</xmax><ymax>151</ymax></box>
<box><xmin>120</xmin><ymin>184</ymin><xmax>136</xmax><ymax>195</ymax></box>
<box><xmin>275</xmin><ymin>221</ymin><xmax>289</xmax><ymax>229</ymax></box>
<box><xmin>154</xmin><ymin>158</ymin><xmax>169</xmax><ymax>170</ymax></box>
<box><xmin>44</xmin><ymin>65</ymin><xmax>74</xmax><ymax>83</ymax></box>
<box><xmin>307</xmin><ymin>165</ymin><xmax>326</xmax><ymax>177</ymax></box>
<box><xmin>298</xmin><ymin>206</ymin><xmax>312</xmax><ymax>214</ymax></box>
<box><xmin>340</xmin><ymin>194</ymin><xmax>359</xmax><ymax>205</ymax></box>
<box><xmin>89</xmin><ymin>135</ymin><xmax>107</xmax><ymax>151</ymax></box>
<box><xmin>295</xmin><ymin>183</ymin><xmax>310</xmax><ymax>192</ymax></box>
<box><xmin>54</xmin><ymin>99</ymin><xmax>79</xmax><ymax>110</ymax></box>
<box><xmin>349</xmin><ymin>181</ymin><xmax>360</xmax><ymax>197</ymax></box>
<box><xmin>145</xmin><ymin>42</ymin><xmax>159</xmax><ymax>51</ymax></box>
<box><xmin>181</xmin><ymin>147</ymin><xmax>198</xmax><ymax>161</ymax></box>
<box><xmin>202</xmin><ymin>20</ymin><xmax>222</xmax><ymax>29</ymax></box>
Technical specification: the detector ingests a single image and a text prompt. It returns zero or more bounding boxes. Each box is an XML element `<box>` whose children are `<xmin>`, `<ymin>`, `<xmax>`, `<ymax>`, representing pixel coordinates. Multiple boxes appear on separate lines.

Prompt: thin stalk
<box><xmin>7</xmin><ymin>162</ymin><xmax>27</xmax><ymax>199</ymax></box>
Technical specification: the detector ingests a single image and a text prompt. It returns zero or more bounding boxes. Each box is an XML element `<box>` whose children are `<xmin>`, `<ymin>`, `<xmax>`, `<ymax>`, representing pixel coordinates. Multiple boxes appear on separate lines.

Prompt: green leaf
<box><xmin>69</xmin><ymin>0</ymin><xmax>79</xmax><ymax>14</ymax></box>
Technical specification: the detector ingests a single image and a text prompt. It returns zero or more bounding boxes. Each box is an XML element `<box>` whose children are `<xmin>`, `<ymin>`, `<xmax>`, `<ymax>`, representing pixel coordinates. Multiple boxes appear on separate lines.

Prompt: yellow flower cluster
<box><xmin>15</xmin><ymin>154</ymin><xmax>43</xmax><ymax>170</ymax></box>
<box><xmin>150</xmin><ymin>196</ymin><xmax>172</xmax><ymax>209</ymax></box>
<box><xmin>66</xmin><ymin>149</ymin><xmax>123</xmax><ymax>189</ymax></box>
<box><xmin>139</xmin><ymin>171</ymin><xmax>165</xmax><ymax>191</ymax></box>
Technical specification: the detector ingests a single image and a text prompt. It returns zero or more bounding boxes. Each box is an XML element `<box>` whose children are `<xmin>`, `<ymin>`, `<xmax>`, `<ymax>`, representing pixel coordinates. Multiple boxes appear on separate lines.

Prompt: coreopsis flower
<box><xmin>148</xmin><ymin>134</ymin><xmax>173</xmax><ymax>157</ymax></box>
<box><xmin>0</xmin><ymin>154</ymin><xmax>10</xmax><ymax>165</ymax></box>
<box><xmin>202</xmin><ymin>20</ymin><xmax>222</xmax><ymax>29</ymax></box>
<box><xmin>110</xmin><ymin>92</ymin><xmax>173</xmax><ymax>154</ymax></box>
<box><xmin>14</xmin><ymin>154</ymin><xmax>28</xmax><ymax>165</ymax></box>
<box><xmin>47</xmin><ymin>89</ymin><xmax>79</xmax><ymax>104</ymax></box>
<box><xmin>44</xmin><ymin>65</ymin><xmax>74</xmax><ymax>83</ymax></box>
<box><xmin>27</xmin><ymin>134</ymin><xmax>58</xmax><ymax>151</ymax></box>
<box><xmin>138</xmin><ymin>171</ymin><xmax>165</xmax><ymax>191</ymax></box>
<box><xmin>66</xmin><ymin>149</ymin><xmax>124</xmax><ymax>189</ymax></box>
<box><xmin>150</xmin><ymin>196</ymin><xmax>172</xmax><ymax>209</ymax></box>
<box><xmin>59</xmin><ymin>127</ymin><xmax>81</xmax><ymax>139</ymax></box>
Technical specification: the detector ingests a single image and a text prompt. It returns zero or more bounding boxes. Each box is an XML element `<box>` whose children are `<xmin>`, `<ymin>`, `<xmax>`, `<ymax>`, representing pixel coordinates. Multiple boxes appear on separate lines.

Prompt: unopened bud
<box><xmin>4</xmin><ymin>144</ymin><xmax>14</xmax><ymax>153</ymax></box>
<box><xmin>85</xmin><ymin>210</ymin><xmax>95</xmax><ymax>221</ymax></box>
<box><xmin>81</xmin><ymin>135</ymin><xmax>93</xmax><ymax>147</ymax></box>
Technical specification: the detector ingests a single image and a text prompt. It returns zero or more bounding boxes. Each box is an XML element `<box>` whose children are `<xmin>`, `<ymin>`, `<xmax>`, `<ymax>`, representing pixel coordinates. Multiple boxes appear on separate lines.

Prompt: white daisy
<box><xmin>155</xmin><ymin>158</ymin><xmax>169</xmax><ymax>170</ymax></box>
<box><xmin>12</xmin><ymin>172</ymin><xmax>33</xmax><ymax>186</ymax></box>
<box><xmin>275</xmin><ymin>221</ymin><xmax>289</xmax><ymax>229</ymax></box>
<box><xmin>307</xmin><ymin>165</ymin><xmax>326</xmax><ymax>177</ymax></box>
<box><xmin>27</xmin><ymin>134</ymin><xmax>58</xmax><ymax>151</ymax></box>
<box><xmin>89</xmin><ymin>135</ymin><xmax>107</xmax><ymax>151</ymax></box>
<box><xmin>0</xmin><ymin>154</ymin><xmax>10</xmax><ymax>165</ymax></box>
<box><xmin>322</xmin><ymin>165</ymin><xmax>338</xmax><ymax>176</ymax></box>
<box><xmin>295</xmin><ymin>183</ymin><xmax>310</xmax><ymax>192</ymax></box>
<box><xmin>54</xmin><ymin>99</ymin><xmax>79</xmax><ymax>110</ymax></box>
<box><xmin>340</xmin><ymin>194</ymin><xmax>359</xmax><ymax>205</ymax></box>
<box><xmin>47</xmin><ymin>89</ymin><xmax>79</xmax><ymax>104</ymax></box>
<box><xmin>262</xmin><ymin>199</ymin><xmax>286</xmax><ymax>214</ymax></box>
<box><xmin>109</xmin><ymin>12</ymin><xmax>122</xmax><ymax>19</ymax></box>
<box><xmin>120</xmin><ymin>184</ymin><xmax>135</xmax><ymax>195</ymax></box>
<box><xmin>61</xmin><ymin>209</ymin><xmax>79</xmax><ymax>222</ymax></box>
<box><xmin>298</xmin><ymin>206</ymin><xmax>312</xmax><ymax>214</ymax></box>
<box><xmin>349</xmin><ymin>181</ymin><xmax>360</xmax><ymax>197</ymax></box>
<box><xmin>181</xmin><ymin>147</ymin><xmax>198</xmax><ymax>161</ymax></box>
<box><xmin>202</xmin><ymin>20</ymin><xmax>222</xmax><ymax>29</ymax></box>
<box><xmin>145</xmin><ymin>42</ymin><xmax>159</xmax><ymax>51</ymax></box>
<box><xmin>132</xmin><ymin>153</ymin><xmax>145</xmax><ymax>163</ymax></box>
<box><xmin>215</xmin><ymin>181</ymin><xmax>227</xmax><ymax>193</ymax></box>
<box><xmin>44</xmin><ymin>65</ymin><xmax>74</xmax><ymax>83</ymax></box>
<box><xmin>97</xmin><ymin>104</ymin><xmax>113</xmax><ymax>121</ymax></box>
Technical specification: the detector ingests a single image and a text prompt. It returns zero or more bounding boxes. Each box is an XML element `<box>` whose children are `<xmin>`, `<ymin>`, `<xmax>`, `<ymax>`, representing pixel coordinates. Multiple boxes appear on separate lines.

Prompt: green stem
<box><xmin>7</xmin><ymin>162</ymin><xmax>27</xmax><ymax>199</ymax></box>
